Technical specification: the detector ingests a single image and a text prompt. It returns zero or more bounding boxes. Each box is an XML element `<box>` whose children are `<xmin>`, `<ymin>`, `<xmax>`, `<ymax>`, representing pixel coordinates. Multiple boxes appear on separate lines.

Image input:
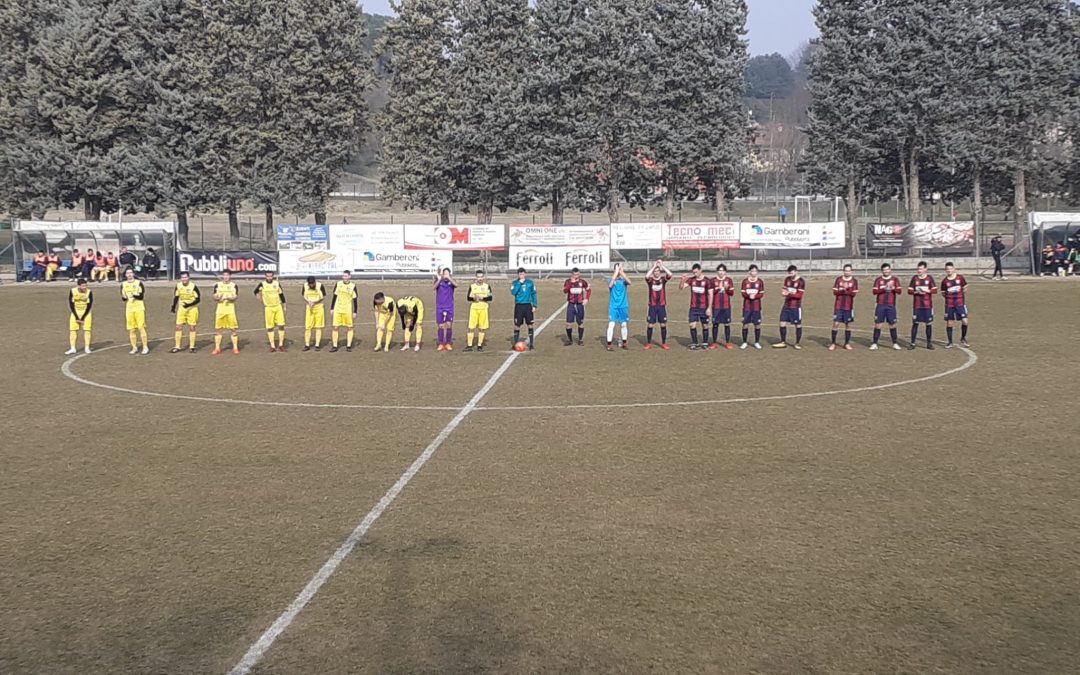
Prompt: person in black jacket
<box><xmin>142</xmin><ymin>248</ymin><xmax>161</xmax><ymax>280</ymax></box>
<box><xmin>118</xmin><ymin>247</ymin><xmax>137</xmax><ymax>280</ymax></box>
<box><xmin>989</xmin><ymin>235</ymin><xmax>1006</xmax><ymax>280</ymax></box>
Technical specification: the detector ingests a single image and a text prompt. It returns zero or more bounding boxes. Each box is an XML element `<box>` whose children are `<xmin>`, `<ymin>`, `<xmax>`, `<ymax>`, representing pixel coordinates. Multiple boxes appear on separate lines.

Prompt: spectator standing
<box><xmin>989</xmin><ymin>235</ymin><xmax>1006</xmax><ymax>280</ymax></box>
<box><xmin>118</xmin><ymin>247</ymin><xmax>137</xmax><ymax>279</ymax></box>
<box><xmin>778</xmin><ymin>206</ymin><xmax>788</xmax><ymax>223</ymax></box>
<box><xmin>142</xmin><ymin>248</ymin><xmax>161</xmax><ymax>280</ymax></box>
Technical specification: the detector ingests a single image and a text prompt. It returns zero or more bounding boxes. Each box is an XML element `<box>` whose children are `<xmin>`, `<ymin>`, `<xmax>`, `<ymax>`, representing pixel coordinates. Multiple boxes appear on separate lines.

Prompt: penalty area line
<box><xmin>226</xmin><ymin>302</ymin><xmax>568</xmax><ymax>675</ymax></box>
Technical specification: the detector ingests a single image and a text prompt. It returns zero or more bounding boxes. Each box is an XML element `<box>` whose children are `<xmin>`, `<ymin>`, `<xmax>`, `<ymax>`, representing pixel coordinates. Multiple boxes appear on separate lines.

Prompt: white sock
<box><xmin>620</xmin><ymin>323</ymin><xmax>628</xmax><ymax>341</ymax></box>
<box><xmin>606</xmin><ymin>322</ymin><xmax>615</xmax><ymax>342</ymax></box>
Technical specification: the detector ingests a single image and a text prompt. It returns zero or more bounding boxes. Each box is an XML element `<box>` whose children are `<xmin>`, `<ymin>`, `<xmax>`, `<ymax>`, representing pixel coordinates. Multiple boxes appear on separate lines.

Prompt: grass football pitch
<box><xmin>1</xmin><ymin>276</ymin><xmax>1078</xmax><ymax>674</ymax></box>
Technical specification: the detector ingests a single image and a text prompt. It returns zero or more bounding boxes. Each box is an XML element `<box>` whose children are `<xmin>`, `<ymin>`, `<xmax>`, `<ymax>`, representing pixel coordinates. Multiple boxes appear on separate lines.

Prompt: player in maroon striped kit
<box><xmin>941</xmin><ymin>262</ymin><xmax>970</xmax><ymax>348</ymax></box>
<box><xmin>829</xmin><ymin>263</ymin><xmax>859</xmax><ymax>351</ymax></box>
<box><xmin>563</xmin><ymin>268</ymin><xmax>591</xmax><ymax>346</ymax></box>
<box><xmin>644</xmin><ymin>259</ymin><xmax>673</xmax><ymax>350</ymax></box>
<box><xmin>907</xmin><ymin>261</ymin><xmax>938</xmax><ymax>350</ymax></box>
<box><xmin>869</xmin><ymin>263</ymin><xmax>903</xmax><ymax>350</ymax></box>
<box><xmin>680</xmin><ymin>264</ymin><xmax>713</xmax><ymax>350</ymax></box>
<box><xmin>709</xmin><ymin>264</ymin><xmax>736</xmax><ymax>350</ymax></box>
<box><xmin>773</xmin><ymin>264</ymin><xmax>805</xmax><ymax>349</ymax></box>
<box><xmin>739</xmin><ymin>265</ymin><xmax>765</xmax><ymax>350</ymax></box>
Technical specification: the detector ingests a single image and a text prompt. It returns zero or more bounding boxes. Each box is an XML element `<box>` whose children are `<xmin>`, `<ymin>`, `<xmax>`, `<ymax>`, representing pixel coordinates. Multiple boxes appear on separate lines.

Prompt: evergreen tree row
<box><xmin>805</xmin><ymin>0</ymin><xmax>1080</xmax><ymax>251</ymax></box>
<box><xmin>0</xmin><ymin>0</ymin><xmax>371</xmax><ymax>246</ymax></box>
<box><xmin>380</xmin><ymin>0</ymin><xmax>752</xmax><ymax>224</ymax></box>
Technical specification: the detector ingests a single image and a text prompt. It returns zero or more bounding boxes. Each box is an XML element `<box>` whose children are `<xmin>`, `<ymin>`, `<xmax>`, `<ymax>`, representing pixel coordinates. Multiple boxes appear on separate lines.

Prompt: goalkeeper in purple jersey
<box><xmin>433</xmin><ymin>267</ymin><xmax>457</xmax><ymax>351</ymax></box>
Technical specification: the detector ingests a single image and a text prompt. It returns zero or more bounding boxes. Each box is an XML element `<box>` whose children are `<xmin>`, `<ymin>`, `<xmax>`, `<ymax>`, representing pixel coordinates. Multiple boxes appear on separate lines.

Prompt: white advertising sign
<box><xmin>508</xmin><ymin>224</ymin><xmax>610</xmax><ymax>246</ymax></box>
<box><xmin>329</xmin><ymin>224</ymin><xmax>404</xmax><ymax>250</ymax></box>
<box><xmin>738</xmin><ymin>221</ymin><xmax>846</xmax><ymax>249</ymax></box>
<box><xmin>662</xmin><ymin>222</ymin><xmax>740</xmax><ymax>249</ymax></box>
<box><xmin>508</xmin><ymin>245</ymin><xmax>610</xmax><ymax>271</ymax></box>
<box><xmin>14</xmin><ymin>220</ymin><xmax>174</xmax><ymax>232</ymax></box>
<box><xmin>403</xmin><ymin>224</ymin><xmax>505</xmax><ymax>250</ymax></box>
<box><xmin>611</xmin><ymin>222</ymin><xmax>663</xmax><ymax>249</ymax></box>
<box><xmin>279</xmin><ymin>247</ymin><xmax>451</xmax><ymax>276</ymax></box>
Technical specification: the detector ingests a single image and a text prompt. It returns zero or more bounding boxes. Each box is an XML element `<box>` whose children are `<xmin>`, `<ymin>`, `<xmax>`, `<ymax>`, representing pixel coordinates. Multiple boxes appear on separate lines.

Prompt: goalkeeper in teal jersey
<box><xmin>511</xmin><ymin>267</ymin><xmax>538</xmax><ymax>349</ymax></box>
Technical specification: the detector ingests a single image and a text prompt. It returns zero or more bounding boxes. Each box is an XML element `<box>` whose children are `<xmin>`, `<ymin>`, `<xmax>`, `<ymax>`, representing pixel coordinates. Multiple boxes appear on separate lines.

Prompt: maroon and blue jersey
<box><xmin>941</xmin><ymin>275</ymin><xmax>967</xmax><ymax>309</ymax></box>
<box><xmin>564</xmin><ymin>278</ymin><xmax>591</xmax><ymax>304</ymax></box>
<box><xmin>741</xmin><ymin>278</ymin><xmax>764</xmax><ymax>312</ymax></box>
<box><xmin>646</xmin><ymin>273</ymin><xmax>671</xmax><ymax>306</ymax></box>
<box><xmin>908</xmin><ymin>274</ymin><xmax>937</xmax><ymax>309</ymax></box>
<box><xmin>832</xmin><ymin>276</ymin><xmax>858</xmax><ymax>311</ymax></box>
<box><xmin>873</xmin><ymin>276</ymin><xmax>902</xmax><ymax>305</ymax></box>
<box><xmin>687</xmin><ymin>276</ymin><xmax>710</xmax><ymax>310</ymax></box>
<box><xmin>711</xmin><ymin>276</ymin><xmax>735</xmax><ymax>310</ymax></box>
<box><xmin>782</xmin><ymin>275</ymin><xmax>806</xmax><ymax>309</ymax></box>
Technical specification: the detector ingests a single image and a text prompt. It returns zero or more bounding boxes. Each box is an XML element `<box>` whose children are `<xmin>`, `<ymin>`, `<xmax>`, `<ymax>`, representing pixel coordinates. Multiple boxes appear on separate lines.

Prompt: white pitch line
<box><xmin>226</xmin><ymin>302</ymin><xmax>568</xmax><ymax>675</ymax></box>
<box><xmin>476</xmin><ymin>346</ymin><xmax>977</xmax><ymax>411</ymax></box>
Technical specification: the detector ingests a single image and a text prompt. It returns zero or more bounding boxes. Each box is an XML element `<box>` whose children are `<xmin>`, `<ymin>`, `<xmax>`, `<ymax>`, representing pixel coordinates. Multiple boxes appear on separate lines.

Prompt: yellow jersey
<box><xmin>214</xmin><ymin>281</ymin><xmax>238</xmax><ymax>314</ymax></box>
<box><xmin>332</xmin><ymin>281</ymin><xmax>357</xmax><ymax>313</ymax></box>
<box><xmin>255</xmin><ymin>279</ymin><xmax>285</xmax><ymax>307</ymax></box>
<box><xmin>374</xmin><ymin>295</ymin><xmax>396</xmax><ymax>316</ymax></box>
<box><xmin>397</xmin><ymin>296</ymin><xmax>423</xmax><ymax>316</ymax></box>
<box><xmin>302</xmin><ymin>282</ymin><xmax>326</xmax><ymax>303</ymax></box>
<box><xmin>69</xmin><ymin>287</ymin><xmax>93</xmax><ymax>318</ymax></box>
<box><xmin>121</xmin><ymin>279</ymin><xmax>145</xmax><ymax>311</ymax></box>
<box><xmin>469</xmin><ymin>282</ymin><xmax>492</xmax><ymax>308</ymax></box>
<box><xmin>174</xmin><ymin>281</ymin><xmax>200</xmax><ymax>307</ymax></box>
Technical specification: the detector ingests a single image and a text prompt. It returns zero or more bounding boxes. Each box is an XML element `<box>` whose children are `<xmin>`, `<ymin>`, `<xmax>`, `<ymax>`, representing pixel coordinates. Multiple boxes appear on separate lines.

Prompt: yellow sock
<box><xmin>189</xmin><ymin>331</ymin><xmax>197</xmax><ymax>349</ymax></box>
<box><xmin>478</xmin><ymin>332</ymin><xmax>485</xmax><ymax>346</ymax></box>
<box><xmin>278</xmin><ymin>328</ymin><xmax>286</xmax><ymax>345</ymax></box>
<box><xmin>232</xmin><ymin>334</ymin><xmax>239</xmax><ymax>350</ymax></box>
<box><xmin>267</xmin><ymin>331</ymin><xmax>276</xmax><ymax>348</ymax></box>
<box><xmin>315</xmin><ymin>329</ymin><xmax>322</xmax><ymax>346</ymax></box>
<box><xmin>404</xmin><ymin>329</ymin><xmax>412</xmax><ymax>345</ymax></box>
<box><xmin>332</xmin><ymin>330</ymin><xmax>339</xmax><ymax>348</ymax></box>
<box><xmin>70</xmin><ymin>331</ymin><xmax>78</xmax><ymax>349</ymax></box>
<box><xmin>385</xmin><ymin>330</ymin><xmax>394</xmax><ymax>348</ymax></box>
<box><xmin>415</xmin><ymin>325</ymin><xmax>423</xmax><ymax>344</ymax></box>
<box><xmin>139</xmin><ymin>327</ymin><xmax>148</xmax><ymax>346</ymax></box>
<box><xmin>174</xmin><ymin>330</ymin><xmax>182</xmax><ymax>349</ymax></box>
<box><xmin>346</xmin><ymin>329</ymin><xmax>354</xmax><ymax>347</ymax></box>
<box><xmin>129</xmin><ymin>331</ymin><xmax>138</xmax><ymax>349</ymax></box>
<box><xmin>304</xmin><ymin>331</ymin><xmax>311</xmax><ymax>347</ymax></box>
<box><xmin>215</xmin><ymin>334</ymin><xmax>222</xmax><ymax>350</ymax></box>
<box><xmin>467</xmin><ymin>332</ymin><xmax>474</xmax><ymax>347</ymax></box>
<box><xmin>84</xmin><ymin>331</ymin><xmax>91</xmax><ymax>349</ymax></box>
<box><xmin>375</xmin><ymin>328</ymin><xmax>383</xmax><ymax>349</ymax></box>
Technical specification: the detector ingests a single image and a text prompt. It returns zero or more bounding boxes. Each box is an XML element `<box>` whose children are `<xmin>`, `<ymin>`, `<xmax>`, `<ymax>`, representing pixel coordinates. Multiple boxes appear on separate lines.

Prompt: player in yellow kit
<box><xmin>372</xmin><ymin>292</ymin><xmax>396</xmax><ymax>352</ymax></box>
<box><xmin>464</xmin><ymin>269</ymin><xmax>492</xmax><ymax>352</ymax></box>
<box><xmin>170</xmin><ymin>271</ymin><xmax>201</xmax><ymax>353</ymax></box>
<box><xmin>65</xmin><ymin>277</ymin><xmax>93</xmax><ymax>354</ymax></box>
<box><xmin>302</xmin><ymin>275</ymin><xmax>326</xmax><ymax>351</ymax></box>
<box><xmin>212</xmin><ymin>270</ymin><xmax>240</xmax><ymax>355</ymax></box>
<box><xmin>396</xmin><ymin>295</ymin><xmax>425</xmax><ymax>352</ymax></box>
<box><xmin>330</xmin><ymin>270</ymin><xmax>358</xmax><ymax>352</ymax></box>
<box><xmin>120</xmin><ymin>267</ymin><xmax>149</xmax><ymax>355</ymax></box>
<box><xmin>254</xmin><ymin>271</ymin><xmax>287</xmax><ymax>352</ymax></box>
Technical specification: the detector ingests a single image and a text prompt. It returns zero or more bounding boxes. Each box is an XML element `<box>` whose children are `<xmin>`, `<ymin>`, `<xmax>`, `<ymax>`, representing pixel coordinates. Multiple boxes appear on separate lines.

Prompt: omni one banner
<box><xmin>508</xmin><ymin>224</ymin><xmax>611</xmax><ymax>270</ymax></box>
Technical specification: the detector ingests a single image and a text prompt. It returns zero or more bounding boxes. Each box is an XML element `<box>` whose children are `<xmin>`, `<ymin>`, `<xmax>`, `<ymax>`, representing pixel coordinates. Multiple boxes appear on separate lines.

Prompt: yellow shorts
<box><xmin>264</xmin><ymin>306</ymin><xmax>285</xmax><ymax>329</ymax></box>
<box><xmin>126</xmin><ymin>309</ymin><xmax>146</xmax><ymax>331</ymax></box>
<box><xmin>177</xmin><ymin>307</ymin><xmax>199</xmax><ymax>326</ymax></box>
<box><xmin>216</xmin><ymin>312</ymin><xmax>238</xmax><ymax>331</ymax></box>
<box><xmin>306</xmin><ymin>306</ymin><xmax>326</xmax><ymax>330</ymax></box>
<box><xmin>377</xmin><ymin>313</ymin><xmax>395</xmax><ymax>331</ymax></box>
<box><xmin>332</xmin><ymin>311</ymin><xmax>353</xmax><ymax>328</ymax></box>
<box><xmin>69</xmin><ymin>313</ymin><xmax>93</xmax><ymax>331</ymax></box>
<box><xmin>469</xmin><ymin>305</ymin><xmax>490</xmax><ymax>330</ymax></box>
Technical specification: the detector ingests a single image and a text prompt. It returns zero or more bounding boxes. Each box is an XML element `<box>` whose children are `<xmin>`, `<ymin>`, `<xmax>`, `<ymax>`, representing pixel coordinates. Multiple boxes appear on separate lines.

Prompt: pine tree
<box><xmin>379</xmin><ymin>0</ymin><xmax>456</xmax><ymax>224</ymax></box>
<box><xmin>448</xmin><ymin>0</ymin><xmax>531</xmax><ymax>224</ymax></box>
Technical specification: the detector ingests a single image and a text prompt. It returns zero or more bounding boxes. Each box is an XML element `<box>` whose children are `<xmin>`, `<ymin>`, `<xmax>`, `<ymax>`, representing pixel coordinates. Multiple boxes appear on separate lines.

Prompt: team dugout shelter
<box><xmin>14</xmin><ymin>220</ymin><xmax>177</xmax><ymax>281</ymax></box>
<box><xmin>1028</xmin><ymin>212</ymin><xmax>1080</xmax><ymax>272</ymax></box>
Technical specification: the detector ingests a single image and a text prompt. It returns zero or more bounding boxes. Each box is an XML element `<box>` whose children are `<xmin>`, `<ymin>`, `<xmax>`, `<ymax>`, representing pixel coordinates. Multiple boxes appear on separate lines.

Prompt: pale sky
<box><xmin>359</xmin><ymin>0</ymin><xmax>819</xmax><ymax>57</ymax></box>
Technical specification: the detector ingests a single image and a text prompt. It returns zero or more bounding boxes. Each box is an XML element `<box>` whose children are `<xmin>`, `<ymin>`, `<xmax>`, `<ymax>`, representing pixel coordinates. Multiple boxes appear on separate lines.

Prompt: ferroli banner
<box><xmin>662</xmin><ymin>222</ymin><xmax>740</xmax><ymax>249</ymax></box>
<box><xmin>508</xmin><ymin>245</ymin><xmax>610</xmax><ymax>271</ymax></box>
<box><xmin>739</xmin><ymin>221</ymin><xmax>846</xmax><ymax>249</ymax></box>
<box><xmin>176</xmin><ymin>250</ymin><xmax>278</xmax><ymax>277</ymax></box>
<box><xmin>403</xmin><ymin>224</ymin><xmax>505</xmax><ymax>250</ymax></box>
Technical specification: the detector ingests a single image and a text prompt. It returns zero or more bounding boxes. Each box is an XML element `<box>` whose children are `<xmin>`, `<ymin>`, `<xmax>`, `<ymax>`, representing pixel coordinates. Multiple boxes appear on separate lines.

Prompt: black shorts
<box><xmin>514</xmin><ymin>303</ymin><xmax>534</xmax><ymax>326</ymax></box>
